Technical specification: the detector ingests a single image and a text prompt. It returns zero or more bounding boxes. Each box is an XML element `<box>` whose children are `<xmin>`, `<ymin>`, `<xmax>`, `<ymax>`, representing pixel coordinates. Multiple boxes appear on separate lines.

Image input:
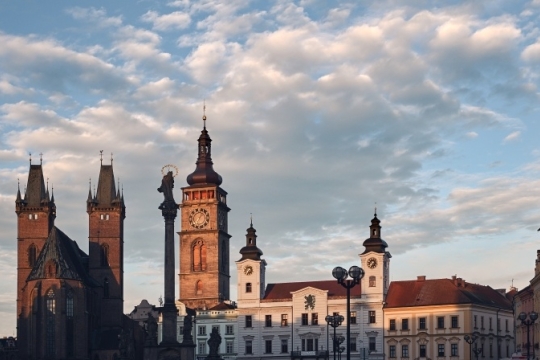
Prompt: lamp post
<box><xmin>336</xmin><ymin>336</ymin><xmax>345</xmax><ymax>360</ymax></box>
<box><xmin>326</xmin><ymin>314</ymin><xmax>344</xmax><ymax>360</ymax></box>
<box><xmin>519</xmin><ymin>311</ymin><xmax>539</xmax><ymax>360</ymax></box>
<box><xmin>472</xmin><ymin>343</ymin><xmax>483</xmax><ymax>360</ymax></box>
<box><xmin>464</xmin><ymin>334</ymin><xmax>478</xmax><ymax>360</ymax></box>
<box><xmin>332</xmin><ymin>266</ymin><xmax>365</xmax><ymax>360</ymax></box>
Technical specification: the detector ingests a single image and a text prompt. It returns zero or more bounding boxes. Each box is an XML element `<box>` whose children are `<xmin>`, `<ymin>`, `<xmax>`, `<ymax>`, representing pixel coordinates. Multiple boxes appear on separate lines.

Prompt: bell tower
<box><xmin>236</xmin><ymin>220</ymin><xmax>266</xmax><ymax>304</ymax></box>
<box><xmin>87</xmin><ymin>154</ymin><xmax>125</xmax><ymax>327</ymax></box>
<box><xmin>15</xmin><ymin>157</ymin><xmax>56</xmax><ymax>319</ymax></box>
<box><xmin>179</xmin><ymin>114</ymin><xmax>230</xmax><ymax>309</ymax></box>
<box><xmin>360</xmin><ymin>212</ymin><xmax>391</xmax><ymax>299</ymax></box>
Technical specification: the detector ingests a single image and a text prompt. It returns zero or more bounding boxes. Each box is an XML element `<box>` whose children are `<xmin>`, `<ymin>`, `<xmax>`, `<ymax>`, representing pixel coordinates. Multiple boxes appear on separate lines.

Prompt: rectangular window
<box><xmin>389</xmin><ymin>345</ymin><xmax>396</xmax><ymax>358</ymax></box>
<box><xmin>451</xmin><ymin>316</ymin><xmax>458</xmax><ymax>328</ymax></box>
<box><xmin>281</xmin><ymin>339</ymin><xmax>288</xmax><ymax>353</ymax></box>
<box><xmin>420</xmin><ymin>344</ymin><xmax>426</xmax><ymax>357</ymax></box>
<box><xmin>302</xmin><ymin>339</ymin><xmax>306</xmax><ymax>351</ymax></box>
<box><xmin>369</xmin><ymin>311</ymin><xmax>376</xmax><ymax>324</ymax></box>
<box><xmin>198</xmin><ymin>326</ymin><xmax>206</xmax><ymax>336</ymax></box>
<box><xmin>245</xmin><ymin>315</ymin><xmax>252</xmax><ymax>328</ymax></box>
<box><xmin>265</xmin><ymin>315</ymin><xmax>272</xmax><ymax>327</ymax></box>
<box><xmin>225</xmin><ymin>325</ymin><xmax>234</xmax><ymax>335</ymax></box>
<box><xmin>281</xmin><ymin>314</ymin><xmax>288</xmax><ymax>326</ymax></box>
<box><xmin>265</xmin><ymin>340</ymin><xmax>272</xmax><ymax>354</ymax></box>
<box><xmin>368</xmin><ymin>337</ymin><xmax>375</xmax><ymax>352</ymax></box>
<box><xmin>390</xmin><ymin>319</ymin><xmax>396</xmax><ymax>331</ymax></box>
<box><xmin>226</xmin><ymin>341</ymin><xmax>233</xmax><ymax>354</ymax></box>
<box><xmin>489</xmin><ymin>343</ymin><xmax>493</xmax><ymax>357</ymax></box>
<box><xmin>402</xmin><ymin>345</ymin><xmax>409</xmax><ymax>358</ymax></box>
<box><xmin>474</xmin><ymin>315</ymin><xmax>478</xmax><ymax>329</ymax></box>
<box><xmin>402</xmin><ymin>319</ymin><xmax>409</xmax><ymax>330</ymax></box>
<box><xmin>481</xmin><ymin>316</ymin><xmax>484</xmax><ymax>329</ymax></box>
<box><xmin>302</xmin><ymin>313</ymin><xmax>308</xmax><ymax>325</ymax></box>
<box><xmin>419</xmin><ymin>317</ymin><xmax>426</xmax><ymax>330</ymax></box>
<box><xmin>497</xmin><ymin>318</ymin><xmax>501</xmax><ymax>332</ymax></box>
<box><xmin>437</xmin><ymin>316</ymin><xmax>445</xmax><ymax>329</ymax></box>
<box><xmin>506</xmin><ymin>319</ymin><xmax>509</xmax><ymax>331</ymax></box>
<box><xmin>246</xmin><ymin>340</ymin><xmax>253</xmax><ymax>354</ymax></box>
<box><xmin>350</xmin><ymin>311</ymin><xmax>357</xmax><ymax>324</ymax></box>
<box><xmin>438</xmin><ymin>344</ymin><xmax>445</xmax><ymax>357</ymax></box>
<box><xmin>198</xmin><ymin>341</ymin><xmax>206</xmax><ymax>354</ymax></box>
<box><xmin>451</xmin><ymin>343</ymin><xmax>458</xmax><ymax>356</ymax></box>
<box><xmin>246</xmin><ymin>283</ymin><xmax>252</xmax><ymax>293</ymax></box>
<box><xmin>311</xmin><ymin>313</ymin><xmax>318</xmax><ymax>325</ymax></box>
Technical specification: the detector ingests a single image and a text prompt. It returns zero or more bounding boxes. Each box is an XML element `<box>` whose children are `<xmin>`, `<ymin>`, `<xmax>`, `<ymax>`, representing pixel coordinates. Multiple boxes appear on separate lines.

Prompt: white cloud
<box><xmin>503</xmin><ymin>130</ymin><xmax>521</xmax><ymax>143</ymax></box>
<box><xmin>466</xmin><ymin>131</ymin><xmax>478</xmax><ymax>138</ymax></box>
<box><xmin>141</xmin><ymin>11</ymin><xmax>191</xmax><ymax>31</ymax></box>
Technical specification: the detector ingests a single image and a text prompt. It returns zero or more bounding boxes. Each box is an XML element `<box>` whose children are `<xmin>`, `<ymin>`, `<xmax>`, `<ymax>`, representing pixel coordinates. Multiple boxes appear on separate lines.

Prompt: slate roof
<box><xmin>27</xmin><ymin>227</ymin><xmax>98</xmax><ymax>286</ymax></box>
<box><xmin>25</xmin><ymin>164</ymin><xmax>47</xmax><ymax>207</ymax></box>
<box><xmin>262</xmin><ymin>280</ymin><xmax>361</xmax><ymax>301</ymax></box>
<box><xmin>96</xmin><ymin>165</ymin><xmax>118</xmax><ymax>207</ymax></box>
<box><xmin>385</xmin><ymin>277</ymin><xmax>512</xmax><ymax>309</ymax></box>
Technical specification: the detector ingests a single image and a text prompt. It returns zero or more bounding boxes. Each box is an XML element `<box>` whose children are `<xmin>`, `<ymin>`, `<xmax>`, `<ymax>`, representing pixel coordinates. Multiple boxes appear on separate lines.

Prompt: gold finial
<box><xmin>39</xmin><ymin>152</ymin><xmax>43</xmax><ymax>164</ymax></box>
<box><xmin>29</xmin><ymin>152</ymin><xmax>32</xmax><ymax>164</ymax></box>
<box><xmin>100</xmin><ymin>150</ymin><xmax>103</xmax><ymax>165</ymax></box>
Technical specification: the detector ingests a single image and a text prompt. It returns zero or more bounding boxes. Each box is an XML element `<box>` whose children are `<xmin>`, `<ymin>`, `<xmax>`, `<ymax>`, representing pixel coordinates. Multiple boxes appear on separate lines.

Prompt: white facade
<box><xmin>235</xmin><ymin>216</ymin><xmax>390</xmax><ymax>360</ymax></box>
<box><xmin>194</xmin><ymin>306</ymin><xmax>239</xmax><ymax>360</ymax></box>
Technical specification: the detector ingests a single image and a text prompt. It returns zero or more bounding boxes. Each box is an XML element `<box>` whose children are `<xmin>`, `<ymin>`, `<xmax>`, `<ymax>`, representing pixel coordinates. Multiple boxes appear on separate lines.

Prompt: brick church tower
<box><xmin>87</xmin><ymin>157</ymin><xmax>125</xmax><ymax>328</ymax></box>
<box><xmin>179</xmin><ymin>115</ymin><xmax>231</xmax><ymax>309</ymax></box>
<box><xmin>15</xmin><ymin>159</ymin><xmax>56</xmax><ymax>324</ymax></box>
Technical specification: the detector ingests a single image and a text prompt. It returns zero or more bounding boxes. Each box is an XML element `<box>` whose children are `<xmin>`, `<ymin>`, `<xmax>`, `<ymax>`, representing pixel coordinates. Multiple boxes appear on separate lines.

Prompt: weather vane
<box><xmin>203</xmin><ymin>100</ymin><xmax>207</xmax><ymax>127</ymax></box>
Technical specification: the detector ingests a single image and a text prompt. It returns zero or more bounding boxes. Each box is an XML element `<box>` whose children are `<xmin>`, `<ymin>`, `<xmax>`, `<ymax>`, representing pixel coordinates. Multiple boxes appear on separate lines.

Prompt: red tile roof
<box><xmin>262</xmin><ymin>280</ymin><xmax>362</xmax><ymax>301</ymax></box>
<box><xmin>385</xmin><ymin>277</ymin><xmax>512</xmax><ymax>309</ymax></box>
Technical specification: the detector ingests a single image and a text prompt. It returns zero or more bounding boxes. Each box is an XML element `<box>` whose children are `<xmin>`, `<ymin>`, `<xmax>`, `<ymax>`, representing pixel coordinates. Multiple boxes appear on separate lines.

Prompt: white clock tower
<box><xmin>360</xmin><ymin>213</ymin><xmax>391</xmax><ymax>299</ymax></box>
<box><xmin>236</xmin><ymin>221</ymin><xmax>266</xmax><ymax>303</ymax></box>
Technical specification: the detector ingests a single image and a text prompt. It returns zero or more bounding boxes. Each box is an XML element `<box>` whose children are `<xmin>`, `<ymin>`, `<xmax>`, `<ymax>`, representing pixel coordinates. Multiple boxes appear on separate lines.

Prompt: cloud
<box><xmin>503</xmin><ymin>130</ymin><xmax>521</xmax><ymax>143</ymax></box>
<box><xmin>466</xmin><ymin>131</ymin><xmax>478</xmax><ymax>138</ymax></box>
<box><xmin>141</xmin><ymin>11</ymin><xmax>191</xmax><ymax>31</ymax></box>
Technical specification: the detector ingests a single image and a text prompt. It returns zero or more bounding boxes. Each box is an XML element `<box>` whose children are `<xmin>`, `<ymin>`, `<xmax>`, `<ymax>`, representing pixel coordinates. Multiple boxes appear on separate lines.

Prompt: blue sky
<box><xmin>1</xmin><ymin>0</ymin><xmax>540</xmax><ymax>335</ymax></box>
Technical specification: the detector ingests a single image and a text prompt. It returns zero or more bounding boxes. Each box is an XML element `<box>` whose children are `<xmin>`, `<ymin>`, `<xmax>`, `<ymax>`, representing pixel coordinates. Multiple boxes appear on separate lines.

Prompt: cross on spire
<box><xmin>39</xmin><ymin>152</ymin><xmax>43</xmax><ymax>164</ymax></box>
<box><xmin>29</xmin><ymin>152</ymin><xmax>32</xmax><ymax>164</ymax></box>
<box><xmin>203</xmin><ymin>100</ymin><xmax>207</xmax><ymax>129</ymax></box>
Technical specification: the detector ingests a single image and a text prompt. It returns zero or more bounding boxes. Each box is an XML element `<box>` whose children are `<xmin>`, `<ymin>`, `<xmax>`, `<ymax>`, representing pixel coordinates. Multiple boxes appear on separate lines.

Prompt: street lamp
<box><xmin>519</xmin><ymin>311</ymin><xmax>539</xmax><ymax>360</ymax></box>
<box><xmin>326</xmin><ymin>314</ymin><xmax>344</xmax><ymax>360</ymax></box>
<box><xmin>332</xmin><ymin>335</ymin><xmax>345</xmax><ymax>360</ymax></box>
<box><xmin>332</xmin><ymin>265</ymin><xmax>365</xmax><ymax>360</ymax></box>
<box><xmin>464</xmin><ymin>334</ymin><xmax>478</xmax><ymax>360</ymax></box>
<box><xmin>472</xmin><ymin>343</ymin><xmax>483</xmax><ymax>360</ymax></box>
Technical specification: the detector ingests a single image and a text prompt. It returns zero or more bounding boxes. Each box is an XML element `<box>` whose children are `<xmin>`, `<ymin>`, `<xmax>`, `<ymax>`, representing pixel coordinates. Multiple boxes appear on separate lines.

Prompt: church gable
<box><xmin>28</xmin><ymin>227</ymin><xmax>95</xmax><ymax>285</ymax></box>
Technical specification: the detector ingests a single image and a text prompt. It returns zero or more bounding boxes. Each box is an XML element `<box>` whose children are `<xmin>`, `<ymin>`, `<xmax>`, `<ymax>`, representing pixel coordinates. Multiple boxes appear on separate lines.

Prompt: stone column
<box><xmin>158</xmin><ymin>171</ymin><xmax>179</xmax><ymax>346</ymax></box>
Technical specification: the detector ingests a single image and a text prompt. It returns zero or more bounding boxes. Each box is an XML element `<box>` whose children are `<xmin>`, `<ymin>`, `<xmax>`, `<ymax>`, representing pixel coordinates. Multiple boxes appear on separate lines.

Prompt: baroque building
<box><xmin>383</xmin><ymin>276</ymin><xmax>515</xmax><ymax>360</ymax></box>
<box><xmin>235</xmin><ymin>215</ymin><xmax>390</xmax><ymax>360</ymax></box>
<box><xmin>16</xmin><ymin>158</ymin><xmax>142</xmax><ymax>360</ymax></box>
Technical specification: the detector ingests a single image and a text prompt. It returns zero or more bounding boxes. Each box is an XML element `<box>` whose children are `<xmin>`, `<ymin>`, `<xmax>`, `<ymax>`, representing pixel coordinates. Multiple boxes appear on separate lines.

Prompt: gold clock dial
<box><xmin>367</xmin><ymin>257</ymin><xmax>378</xmax><ymax>269</ymax></box>
<box><xmin>244</xmin><ymin>265</ymin><xmax>253</xmax><ymax>275</ymax></box>
<box><xmin>189</xmin><ymin>208</ymin><xmax>210</xmax><ymax>229</ymax></box>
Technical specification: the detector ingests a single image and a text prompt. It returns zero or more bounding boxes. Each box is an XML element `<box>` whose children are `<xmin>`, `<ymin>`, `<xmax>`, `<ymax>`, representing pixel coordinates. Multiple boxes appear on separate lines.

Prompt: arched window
<box><xmin>46</xmin><ymin>290</ymin><xmax>55</xmax><ymax>358</ymax></box>
<box><xmin>100</xmin><ymin>244</ymin><xmax>109</xmax><ymax>267</ymax></box>
<box><xmin>46</xmin><ymin>260</ymin><xmax>57</xmax><ymax>278</ymax></box>
<box><xmin>66</xmin><ymin>291</ymin><xmax>74</xmax><ymax>317</ymax></box>
<box><xmin>104</xmin><ymin>278</ymin><xmax>109</xmax><ymax>298</ymax></box>
<box><xmin>246</xmin><ymin>283</ymin><xmax>252</xmax><ymax>293</ymax></box>
<box><xmin>192</xmin><ymin>240</ymin><xmax>207</xmax><ymax>272</ymax></box>
<box><xmin>28</xmin><ymin>244</ymin><xmax>37</xmax><ymax>267</ymax></box>
<box><xmin>196</xmin><ymin>280</ymin><xmax>203</xmax><ymax>295</ymax></box>
<box><xmin>369</xmin><ymin>276</ymin><xmax>376</xmax><ymax>287</ymax></box>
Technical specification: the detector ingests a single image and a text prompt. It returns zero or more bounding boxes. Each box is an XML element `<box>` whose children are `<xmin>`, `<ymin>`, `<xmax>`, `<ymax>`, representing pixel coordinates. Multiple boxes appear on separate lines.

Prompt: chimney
<box><xmin>417</xmin><ymin>275</ymin><xmax>426</xmax><ymax>281</ymax></box>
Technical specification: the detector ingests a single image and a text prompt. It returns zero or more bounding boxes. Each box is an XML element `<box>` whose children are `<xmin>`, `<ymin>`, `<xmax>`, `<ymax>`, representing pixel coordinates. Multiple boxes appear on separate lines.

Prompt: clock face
<box><xmin>244</xmin><ymin>265</ymin><xmax>253</xmax><ymax>275</ymax></box>
<box><xmin>189</xmin><ymin>208</ymin><xmax>210</xmax><ymax>229</ymax></box>
<box><xmin>367</xmin><ymin>257</ymin><xmax>378</xmax><ymax>269</ymax></box>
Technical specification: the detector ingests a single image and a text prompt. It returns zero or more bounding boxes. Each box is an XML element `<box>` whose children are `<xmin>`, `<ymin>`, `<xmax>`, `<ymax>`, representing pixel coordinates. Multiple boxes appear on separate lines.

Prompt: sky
<box><xmin>1</xmin><ymin>0</ymin><xmax>540</xmax><ymax>336</ymax></box>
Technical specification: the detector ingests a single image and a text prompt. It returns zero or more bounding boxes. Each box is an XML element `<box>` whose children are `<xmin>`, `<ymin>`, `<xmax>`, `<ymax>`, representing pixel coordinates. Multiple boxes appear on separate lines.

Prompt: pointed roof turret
<box><xmin>239</xmin><ymin>217</ymin><xmax>263</xmax><ymax>261</ymax></box>
<box><xmin>25</xmin><ymin>164</ymin><xmax>48</xmax><ymax>207</ymax></box>
<box><xmin>186</xmin><ymin>112</ymin><xmax>223</xmax><ymax>186</ymax></box>
<box><xmin>96</xmin><ymin>164</ymin><xmax>117</xmax><ymax>207</ymax></box>
<box><xmin>15</xmin><ymin>179</ymin><xmax>23</xmax><ymax>205</ymax></box>
<box><xmin>87</xmin><ymin>179</ymin><xmax>93</xmax><ymax>203</ymax></box>
<box><xmin>361</xmin><ymin>211</ymin><xmax>388</xmax><ymax>254</ymax></box>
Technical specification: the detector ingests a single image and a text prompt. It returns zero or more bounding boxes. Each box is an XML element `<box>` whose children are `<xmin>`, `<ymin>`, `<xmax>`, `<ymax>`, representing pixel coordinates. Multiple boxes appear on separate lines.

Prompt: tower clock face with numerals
<box><xmin>367</xmin><ymin>257</ymin><xmax>378</xmax><ymax>269</ymax></box>
<box><xmin>189</xmin><ymin>208</ymin><xmax>210</xmax><ymax>229</ymax></box>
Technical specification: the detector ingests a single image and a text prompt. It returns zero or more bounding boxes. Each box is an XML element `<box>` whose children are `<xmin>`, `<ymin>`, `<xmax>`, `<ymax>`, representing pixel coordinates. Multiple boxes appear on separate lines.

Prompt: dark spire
<box><xmin>186</xmin><ymin>112</ymin><xmax>223</xmax><ymax>186</ymax></box>
<box><xmin>361</xmin><ymin>212</ymin><xmax>388</xmax><ymax>254</ymax></box>
<box><xmin>96</xmin><ymin>164</ymin><xmax>117</xmax><ymax>207</ymax></box>
<box><xmin>25</xmin><ymin>164</ymin><xmax>47</xmax><ymax>207</ymax></box>
<box><xmin>239</xmin><ymin>218</ymin><xmax>263</xmax><ymax>261</ymax></box>
<box><xmin>87</xmin><ymin>178</ymin><xmax>93</xmax><ymax>203</ymax></box>
<box><xmin>16</xmin><ymin>179</ymin><xmax>22</xmax><ymax>204</ymax></box>
<box><xmin>50</xmin><ymin>184</ymin><xmax>55</xmax><ymax>203</ymax></box>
